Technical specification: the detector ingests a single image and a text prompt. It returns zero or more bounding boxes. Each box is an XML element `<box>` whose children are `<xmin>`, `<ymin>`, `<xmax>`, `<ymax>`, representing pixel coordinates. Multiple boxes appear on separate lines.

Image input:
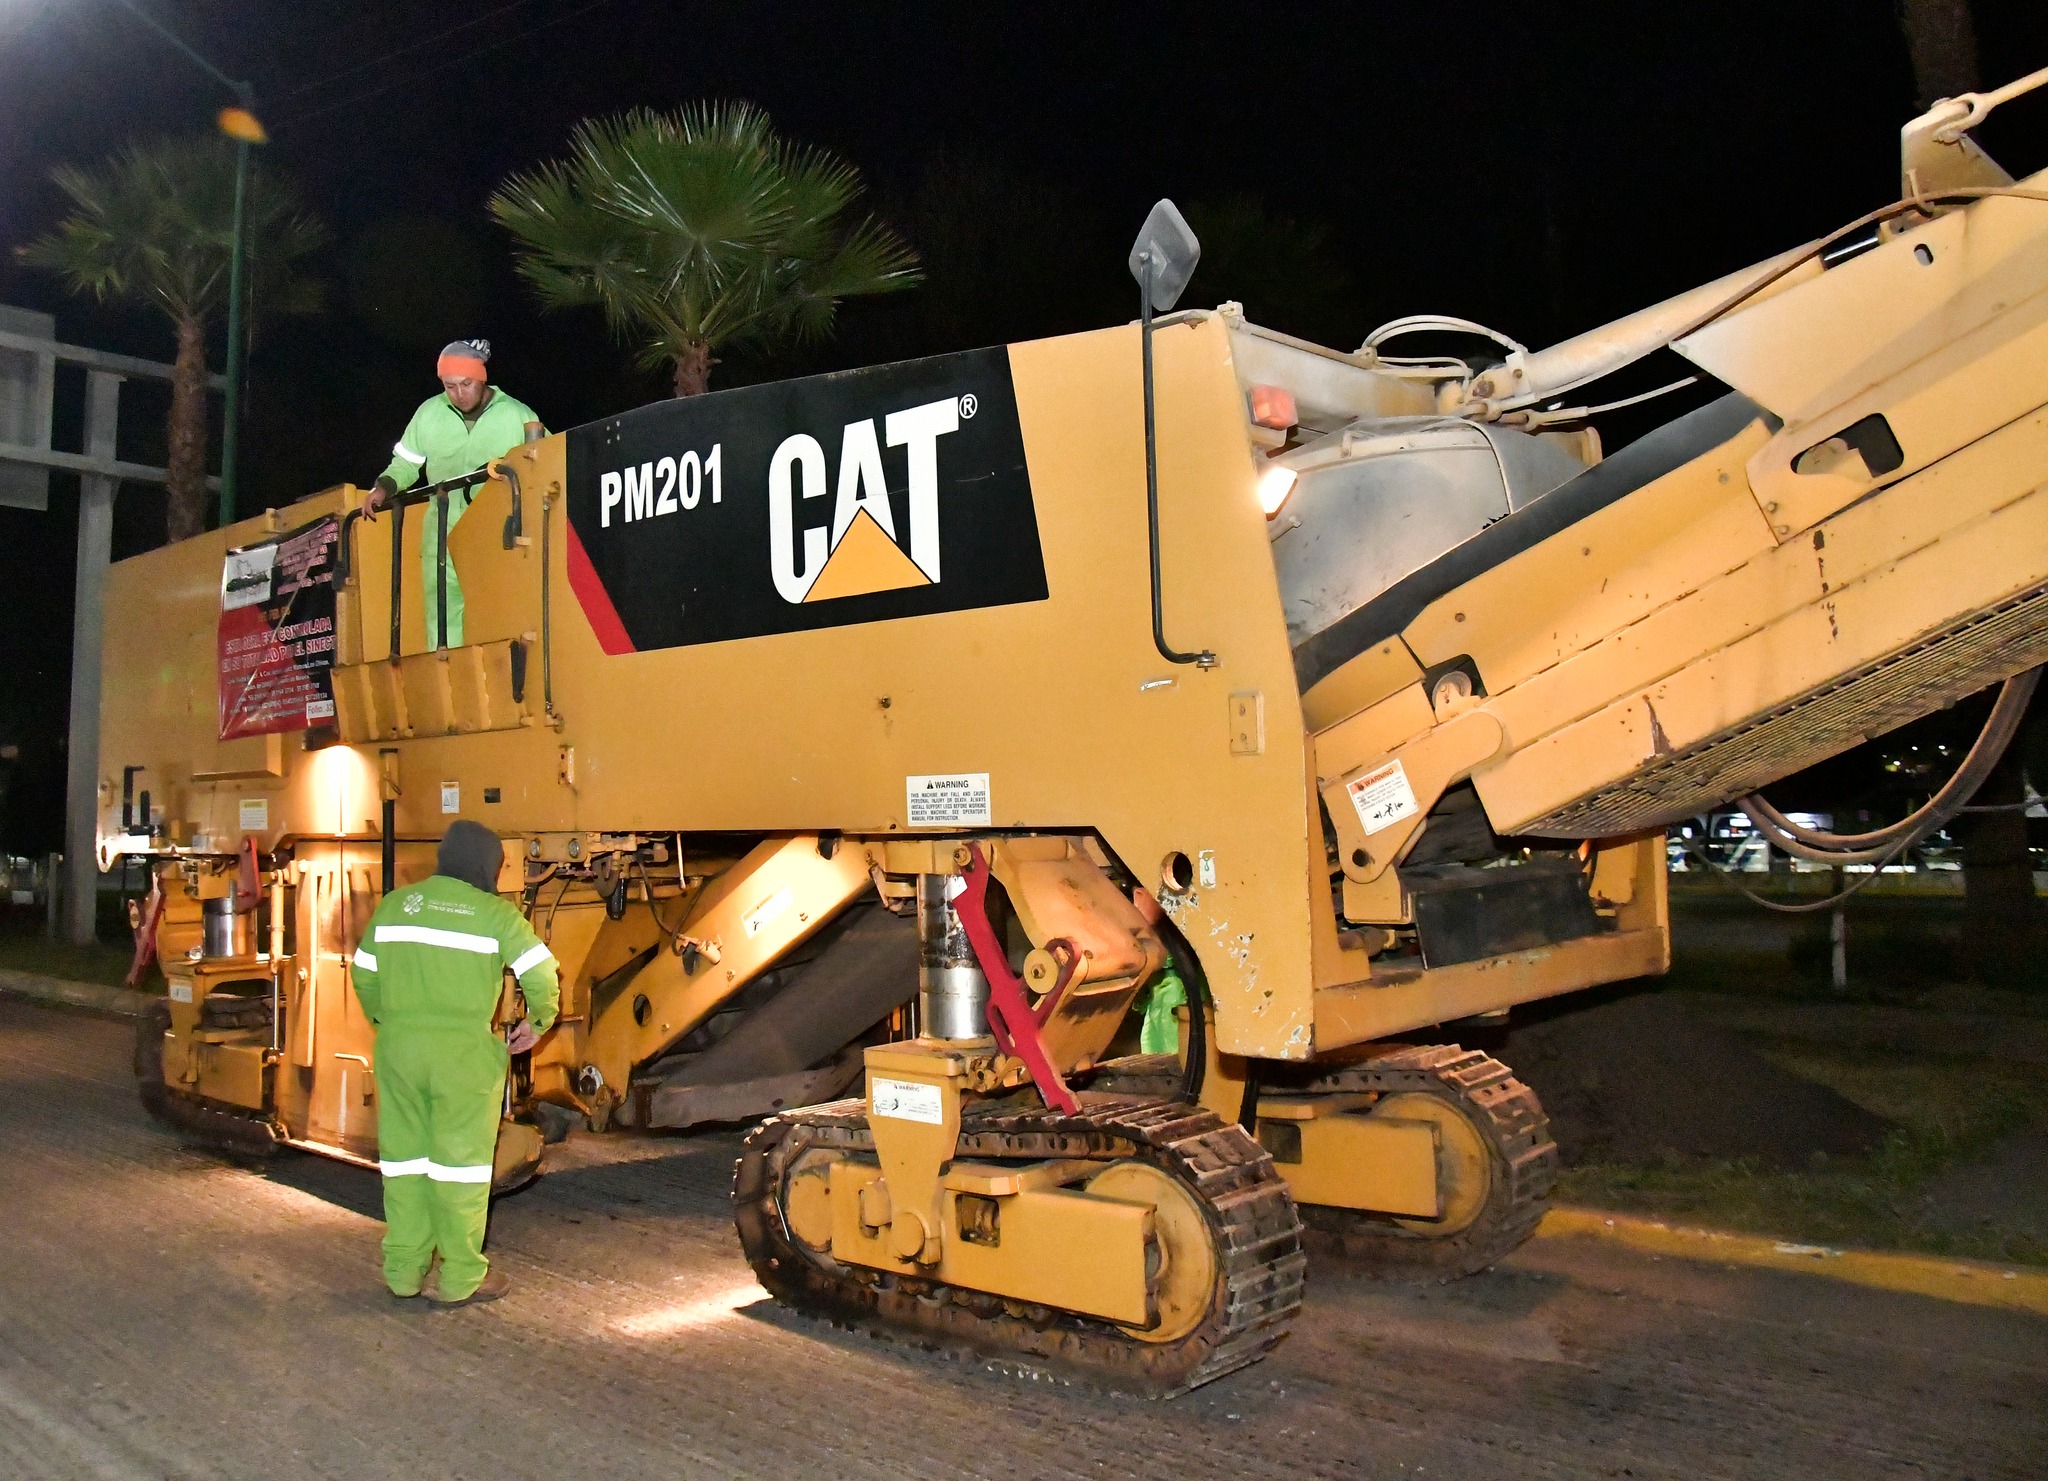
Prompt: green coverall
<box><xmin>378</xmin><ymin>387</ymin><xmax>543</xmax><ymax>649</ymax></box>
<box><xmin>350</xmin><ymin>874</ymin><xmax>559</xmax><ymax>1300</ymax></box>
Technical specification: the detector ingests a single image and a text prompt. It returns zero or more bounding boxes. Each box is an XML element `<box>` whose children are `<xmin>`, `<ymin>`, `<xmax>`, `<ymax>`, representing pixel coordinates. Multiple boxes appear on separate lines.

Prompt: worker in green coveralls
<box><xmin>350</xmin><ymin>821</ymin><xmax>559</xmax><ymax>1306</ymax></box>
<box><xmin>364</xmin><ymin>339</ymin><xmax>543</xmax><ymax>648</ymax></box>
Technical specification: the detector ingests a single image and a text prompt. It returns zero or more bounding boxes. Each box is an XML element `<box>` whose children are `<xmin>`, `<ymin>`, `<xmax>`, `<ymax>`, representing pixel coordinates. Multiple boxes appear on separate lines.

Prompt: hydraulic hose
<box><xmin>1737</xmin><ymin>667</ymin><xmax>2039</xmax><ymax>865</ymax></box>
<box><xmin>1160</xmin><ymin>925</ymin><xmax>1209</xmax><ymax>1105</ymax></box>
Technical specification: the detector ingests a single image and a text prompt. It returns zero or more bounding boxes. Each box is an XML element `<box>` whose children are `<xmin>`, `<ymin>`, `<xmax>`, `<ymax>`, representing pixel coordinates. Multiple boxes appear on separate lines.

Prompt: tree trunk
<box><xmin>1960</xmin><ymin>740</ymin><xmax>2038</xmax><ymax>984</ymax></box>
<box><xmin>1898</xmin><ymin>0</ymin><xmax>1980</xmax><ymax>109</ymax></box>
<box><xmin>672</xmin><ymin>341</ymin><xmax>715</xmax><ymax>398</ymax></box>
<box><xmin>164</xmin><ymin>314</ymin><xmax>210</xmax><ymax>543</ymax></box>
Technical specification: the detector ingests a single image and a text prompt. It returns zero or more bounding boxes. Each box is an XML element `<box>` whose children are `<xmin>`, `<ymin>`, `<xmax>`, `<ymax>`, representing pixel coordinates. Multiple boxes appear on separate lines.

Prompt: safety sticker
<box><xmin>169</xmin><ymin>982</ymin><xmax>193</xmax><ymax>1004</ymax></box>
<box><xmin>906</xmin><ymin>772</ymin><xmax>990</xmax><ymax>827</ymax></box>
<box><xmin>1346</xmin><ymin>759</ymin><xmax>1419</xmax><ymax>835</ymax></box>
<box><xmin>870</xmin><ymin>1076</ymin><xmax>945</xmax><ymax>1125</ymax></box>
<box><xmin>440</xmin><ymin>781</ymin><xmax>460</xmax><ymax>815</ymax></box>
<box><xmin>238</xmin><ymin>798</ymin><xmax>269</xmax><ymax>831</ymax></box>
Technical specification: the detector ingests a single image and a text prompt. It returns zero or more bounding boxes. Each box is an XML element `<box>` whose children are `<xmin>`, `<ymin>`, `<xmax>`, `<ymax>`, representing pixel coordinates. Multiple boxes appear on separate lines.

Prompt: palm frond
<box><xmin>493</xmin><ymin>100</ymin><xmax>920</xmax><ymax>391</ymax></box>
<box><xmin>17</xmin><ymin>135</ymin><xmax>326</xmax><ymax>334</ymax></box>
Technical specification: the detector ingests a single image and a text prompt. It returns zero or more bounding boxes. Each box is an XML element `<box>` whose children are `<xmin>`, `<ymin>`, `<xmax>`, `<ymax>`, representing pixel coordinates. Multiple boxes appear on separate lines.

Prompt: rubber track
<box><xmin>1298</xmin><ymin>1043</ymin><xmax>1557</xmax><ymax>1280</ymax></box>
<box><xmin>132</xmin><ymin>1002</ymin><xmax>281</xmax><ymax>1157</ymax></box>
<box><xmin>733</xmin><ymin>1091</ymin><xmax>1307</xmax><ymax>1396</ymax></box>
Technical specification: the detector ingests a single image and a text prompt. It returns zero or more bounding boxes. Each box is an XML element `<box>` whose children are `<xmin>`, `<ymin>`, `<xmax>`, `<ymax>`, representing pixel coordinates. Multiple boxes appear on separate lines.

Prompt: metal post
<box><xmin>1830</xmin><ymin>865</ymin><xmax>1848</xmax><ymax>991</ymax></box>
<box><xmin>44</xmin><ymin>852</ymin><xmax>60</xmax><ymax>942</ymax></box>
<box><xmin>435</xmin><ymin>488</ymin><xmax>449</xmax><ymax>651</ymax></box>
<box><xmin>64</xmin><ymin>371</ymin><xmax>122</xmax><ymax>945</ymax></box>
<box><xmin>218</xmin><ymin>135</ymin><xmax>250</xmax><ymax>528</ymax></box>
<box><xmin>388</xmin><ymin>499</ymin><xmax>406</xmax><ymax>657</ymax></box>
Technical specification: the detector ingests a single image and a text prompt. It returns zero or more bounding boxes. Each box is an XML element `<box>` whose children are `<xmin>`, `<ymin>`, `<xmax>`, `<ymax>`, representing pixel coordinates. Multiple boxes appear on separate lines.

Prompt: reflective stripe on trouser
<box><xmin>374</xmin><ymin>1023</ymin><xmax>506</xmax><ymax>1299</ymax></box>
<box><xmin>419</xmin><ymin>495</ymin><xmax>467</xmax><ymax>649</ymax></box>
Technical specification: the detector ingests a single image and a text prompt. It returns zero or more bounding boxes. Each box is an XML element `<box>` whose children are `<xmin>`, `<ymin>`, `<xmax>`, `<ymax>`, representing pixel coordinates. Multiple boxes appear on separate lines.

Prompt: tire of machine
<box><xmin>733</xmin><ymin>1092</ymin><xmax>1306</xmax><ymax>1396</ymax></box>
<box><xmin>1296</xmin><ymin>1043</ymin><xmax>1556</xmax><ymax>1281</ymax></box>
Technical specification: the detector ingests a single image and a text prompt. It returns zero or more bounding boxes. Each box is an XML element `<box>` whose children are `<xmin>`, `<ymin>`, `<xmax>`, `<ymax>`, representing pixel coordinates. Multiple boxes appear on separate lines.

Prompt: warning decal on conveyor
<box><xmin>1347</xmin><ymin>758</ymin><xmax>1419</xmax><ymax>835</ymax></box>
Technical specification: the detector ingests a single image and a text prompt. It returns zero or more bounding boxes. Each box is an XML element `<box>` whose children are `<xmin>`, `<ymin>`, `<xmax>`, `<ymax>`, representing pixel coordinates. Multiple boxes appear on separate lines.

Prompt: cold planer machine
<box><xmin>110</xmin><ymin>72</ymin><xmax>2048</xmax><ymax>1391</ymax></box>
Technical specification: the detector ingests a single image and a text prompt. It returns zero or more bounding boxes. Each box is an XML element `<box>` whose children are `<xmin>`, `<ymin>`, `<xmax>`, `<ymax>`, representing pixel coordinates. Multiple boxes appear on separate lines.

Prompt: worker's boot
<box><xmin>429</xmin><ymin>1267</ymin><xmax>510</xmax><ymax>1308</ymax></box>
<box><xmin>406</xmin><ymin>1255</ymin><xmax>444</xmax><ymax>1303</ymax></box>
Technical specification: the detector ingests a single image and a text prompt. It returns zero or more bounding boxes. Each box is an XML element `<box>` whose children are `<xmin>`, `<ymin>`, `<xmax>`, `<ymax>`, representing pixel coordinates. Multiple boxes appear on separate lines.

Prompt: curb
<box><xmin>0</xmin><ymin>968</ymin><xmax>157</xmax><ymax>1019</ymax></box>
<box><xmin>1540</xmin><ymin>1205</ymin><xmax>2048</xmax><ymax>1317</ymax></box>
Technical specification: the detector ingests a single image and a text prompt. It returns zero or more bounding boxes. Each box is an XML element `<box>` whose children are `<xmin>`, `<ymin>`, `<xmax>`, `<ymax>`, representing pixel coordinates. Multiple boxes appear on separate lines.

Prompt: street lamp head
<box><xmin>217</xmin><ymin>106</ymin><xmax>267</xmax><ymax>145</ymax></box>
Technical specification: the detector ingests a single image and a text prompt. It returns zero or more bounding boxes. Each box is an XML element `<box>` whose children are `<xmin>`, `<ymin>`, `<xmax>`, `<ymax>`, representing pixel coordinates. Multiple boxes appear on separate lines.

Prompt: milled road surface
<box><xmin>3</xmin><ymin>996</ymin><xmax>2042</xmax><ymax>1481</ymax></box>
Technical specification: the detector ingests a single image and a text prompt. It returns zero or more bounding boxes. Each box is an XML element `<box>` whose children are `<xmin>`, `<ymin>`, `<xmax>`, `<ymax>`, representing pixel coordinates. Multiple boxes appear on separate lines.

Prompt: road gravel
<box><xmin>2</xmin><ymin>996</ymin><xmax>2042</xmax><ymax>1481</ymax></box>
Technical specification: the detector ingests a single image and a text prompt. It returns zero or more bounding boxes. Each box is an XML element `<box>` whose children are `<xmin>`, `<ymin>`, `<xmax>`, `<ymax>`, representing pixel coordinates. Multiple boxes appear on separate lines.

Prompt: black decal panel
<box><xmin>564</xmin><ymin>346</ymin><xmax>1046</xmax><ymax>653</ymax></box>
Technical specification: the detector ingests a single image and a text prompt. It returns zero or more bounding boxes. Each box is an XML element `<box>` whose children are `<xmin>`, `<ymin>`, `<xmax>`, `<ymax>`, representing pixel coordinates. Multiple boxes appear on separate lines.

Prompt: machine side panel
<box><xmin>1452</xmin><ymin>406</ymin><xmax>2048</xmax><ymax>832</ymax></box>
<box><xmin>97</xmin><ymin>490</ymin><xmax>396</xmax><ymax>860</ymax></box>
<box><xmin>520</xmin><ymin>319</ymin><xmax>1316</xmax><ymax>1057</ymax></box>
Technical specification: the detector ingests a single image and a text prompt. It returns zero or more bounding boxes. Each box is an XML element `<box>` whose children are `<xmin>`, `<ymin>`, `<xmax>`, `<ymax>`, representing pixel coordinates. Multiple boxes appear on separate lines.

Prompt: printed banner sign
<box><xmin>217</xmin><ymin>515</ymin><xmax>339</xmax><ymax>740</ymax></box>
<box><xmin>562</xmin><ymin>346</ymin><xmax>1048</xmax><ymax>653</ymax></box>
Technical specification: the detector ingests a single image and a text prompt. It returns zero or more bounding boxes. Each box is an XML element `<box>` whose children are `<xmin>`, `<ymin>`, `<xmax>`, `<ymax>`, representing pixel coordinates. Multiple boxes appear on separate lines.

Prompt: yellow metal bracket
<box><xmin>1321</xmin><ymin>707</ymin><xmax>1506</xmax><ymax>884</ymax></box>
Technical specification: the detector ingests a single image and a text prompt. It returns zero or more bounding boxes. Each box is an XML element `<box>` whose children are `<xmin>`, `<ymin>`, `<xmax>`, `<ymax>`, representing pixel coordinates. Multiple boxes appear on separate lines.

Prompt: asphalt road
<box><xmin>2</xmin><ymin>995</ymin><xmax>2042</xmax><ymax>1481</ymax></box>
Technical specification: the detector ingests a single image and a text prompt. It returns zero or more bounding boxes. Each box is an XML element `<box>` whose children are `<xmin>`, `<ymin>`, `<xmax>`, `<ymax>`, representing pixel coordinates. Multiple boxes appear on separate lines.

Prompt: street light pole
<box><xmin>220</xmin><ymin>91</ymin><xmax>254</xmax><ymax>529</ymax></box>
<box><xmin>111</xmin><ymin>0</ymin><xmax>262</xmax><ymax>528</ymax></box>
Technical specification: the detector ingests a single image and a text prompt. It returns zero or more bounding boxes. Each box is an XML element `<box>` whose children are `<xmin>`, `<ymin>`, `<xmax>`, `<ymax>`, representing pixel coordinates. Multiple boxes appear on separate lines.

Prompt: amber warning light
<box><xmin>1249</xmin><ymin>384</ymin><xmax>1297</xmax><ymax>431</ymax></box>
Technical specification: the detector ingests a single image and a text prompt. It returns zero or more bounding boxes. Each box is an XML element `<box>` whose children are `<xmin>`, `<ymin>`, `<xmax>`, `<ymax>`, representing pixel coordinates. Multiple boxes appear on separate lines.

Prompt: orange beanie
<box><xmin>436</xmin><ymin>338</ymin><xmax>490</xmax><ymax>382</ymax></box>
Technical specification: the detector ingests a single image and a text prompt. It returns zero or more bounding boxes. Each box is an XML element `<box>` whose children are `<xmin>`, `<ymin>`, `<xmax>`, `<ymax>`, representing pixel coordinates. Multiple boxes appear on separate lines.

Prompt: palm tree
<box><xmin>19</xmin><ymin>136</ymin><xmax>326</xmax><ymax>542</ymax></box>
<box><xmin>492</xmin><ymin>102</ymin><xmax>920</xmax><ymax>397</ymax></box>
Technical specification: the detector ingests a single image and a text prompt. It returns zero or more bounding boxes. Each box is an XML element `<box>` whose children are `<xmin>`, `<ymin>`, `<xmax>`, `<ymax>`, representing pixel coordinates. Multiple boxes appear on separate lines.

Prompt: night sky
<box><xmin>1</xmin><ymin>1</ymin><xmax>2044</xmax><ymax>851</ymax></box>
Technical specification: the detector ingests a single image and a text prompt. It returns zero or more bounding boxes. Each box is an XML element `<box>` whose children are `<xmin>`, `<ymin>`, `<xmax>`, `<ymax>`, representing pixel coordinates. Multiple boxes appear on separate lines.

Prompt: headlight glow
<box><xmin>1258</xmin><ymin>465</ymin><xmax>1298</xmax><ymax>518</ymax></box>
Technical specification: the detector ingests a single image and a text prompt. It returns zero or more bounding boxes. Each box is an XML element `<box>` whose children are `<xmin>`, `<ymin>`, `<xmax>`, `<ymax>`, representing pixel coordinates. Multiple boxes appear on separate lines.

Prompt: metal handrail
<box><xmin>342</xmin><ymin>464</ymin><xmax>544</xmax><ymax>663</ymax></box>
<box><xmin>348</xmin><ymin>468</ymin><xmax>494</xmax><ymax>655</ymax></box>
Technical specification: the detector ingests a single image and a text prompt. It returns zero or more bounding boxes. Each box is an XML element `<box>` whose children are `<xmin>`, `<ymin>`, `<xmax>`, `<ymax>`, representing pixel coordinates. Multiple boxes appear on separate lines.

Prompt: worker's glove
<box><xmin>506</xmin><ymin>1020</ymin><xmax>540</xmax><ymax>1055</ymax></box>
<box><xmin>363</xmin><ymin>476</ymin><xmax>397</xmax><ymax>514</ymax></box>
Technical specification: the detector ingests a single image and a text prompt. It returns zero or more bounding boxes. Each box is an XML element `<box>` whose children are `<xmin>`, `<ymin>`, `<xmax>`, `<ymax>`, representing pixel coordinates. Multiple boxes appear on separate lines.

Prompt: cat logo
<box><xmin>769</xmin><ymin>396</ymin><xmax>962</xmax><ymax>605</ymax></box>
<box><xmin>563</xmin><ymin>344</ymin><xmax>1047</xmax><ymax>654</ymax></box>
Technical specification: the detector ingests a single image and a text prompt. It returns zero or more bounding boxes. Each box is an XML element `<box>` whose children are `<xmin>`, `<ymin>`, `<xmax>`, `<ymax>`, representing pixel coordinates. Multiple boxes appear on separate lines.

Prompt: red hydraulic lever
<box><xmin>953</xmin><ymin>843</ymin><xmax>1081</xmax><ymax>1116</ymax></box>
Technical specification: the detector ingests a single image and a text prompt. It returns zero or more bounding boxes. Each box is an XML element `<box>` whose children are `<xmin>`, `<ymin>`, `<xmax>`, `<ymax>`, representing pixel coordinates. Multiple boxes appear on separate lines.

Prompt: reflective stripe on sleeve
<box><xmin>379</xmin><ymin>1157</ymin><xmax>431</xmax><ymax>1177</ymax></box>
<box><xmin>425</xmin><ymin>1162</ymin><xmax>495</xmax><ymax>1184</ymax></box>
<box><xmin>352</xmin><ymin>948</ymin><xmax>378</xmax><ymax>972</ymax></box>
<box><xmin>509</xmin><ymin>942</ymin><xmax>554</xmax><ymax>978</ymax></box>
<box><xmin>392</xmin><ymin>441</ymin><xmax>426</xmax><ymax>465</ymax></box>
<box><xmin>374</xmin><ymin>924</ymin><xmax>500</xmax><ymax>954</ymax></box>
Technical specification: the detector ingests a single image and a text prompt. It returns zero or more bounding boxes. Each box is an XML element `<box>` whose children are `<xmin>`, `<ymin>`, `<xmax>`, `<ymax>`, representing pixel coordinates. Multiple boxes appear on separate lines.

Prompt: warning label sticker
<box><xmin>906</xmin><ymin>772</ymin><xmax>991</xmax><ymax>827</ymax></box>
<box><xmin>1346</xmin><ymin>759</ymin><xmax>1420</xmax><ymax>836</ymax></box>
<box><xmin>870</xmin><ymin>1076</ymin><xmax>945</xmax><ymax>1125</ymax></box>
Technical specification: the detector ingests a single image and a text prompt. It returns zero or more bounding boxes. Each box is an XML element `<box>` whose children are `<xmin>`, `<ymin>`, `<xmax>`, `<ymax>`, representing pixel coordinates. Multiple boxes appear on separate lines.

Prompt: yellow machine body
<box><xmin>100</xmin><ymin>90</ymin><xmax>2048</xmax><ymax>1389</ymax></box>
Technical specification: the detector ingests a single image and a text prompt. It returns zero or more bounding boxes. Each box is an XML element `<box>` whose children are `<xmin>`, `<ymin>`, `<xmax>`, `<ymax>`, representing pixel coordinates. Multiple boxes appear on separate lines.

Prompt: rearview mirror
<box><xmin>1127</xmin><ymin>199</ymin><xmax>1201</xmax><ymax>313</ymax></box>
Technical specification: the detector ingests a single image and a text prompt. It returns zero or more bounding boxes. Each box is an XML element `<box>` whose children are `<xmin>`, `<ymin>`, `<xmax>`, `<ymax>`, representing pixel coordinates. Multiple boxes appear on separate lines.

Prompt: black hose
<box><xmin>1676</xmin><ymin>832</ymin><xmax>1905</xmax><ymax>914</ymax></box>
<box><xmin>1739</xmin><ymin>667</ymin><xmax>2039</xmax><ymax>865</ymax></box>
<box><xmin>1237</xmin><ymin>1060</ymin><xmax>1263</xmax><ymax>1134</ymax></box>
<box><xmin>1161</xmin><ymin>926</ymin><xmax>1209</xmax><ymax>1105</ymax></box>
